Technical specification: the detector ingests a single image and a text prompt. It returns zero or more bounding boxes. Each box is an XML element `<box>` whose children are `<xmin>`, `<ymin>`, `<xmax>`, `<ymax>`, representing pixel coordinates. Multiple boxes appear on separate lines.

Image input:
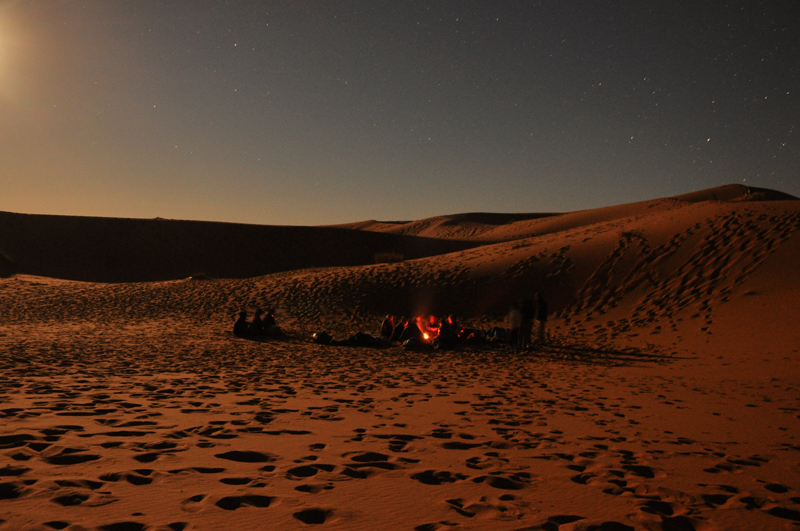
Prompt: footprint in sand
<box><xmin>440</xmin><ymin>441</ymin><xmax>484</xmax><ymax>450</ymax></box>
<box><xmin>0</xmin><ymin>481</ymin><xmax>24</xmax><ymax>500</ymax></box>
<box><xmin>52</xmin><ymin>492</ymin><xmax>90</xmax><ymax>506</ymax></box>
<box><xmin>446</xmin><ymin>497</ymin><xmax>533</xmax><ymax>519</ymax></box>
<box><xmin>768</xmin><ymin>507</ymin><xmax>800</xmax><ymax>523</ymax></box>
<box><xmin>295</xmin><ymin>483</ymin><xmax>334</xmax><ymax>494</ymax></box>
<box><xmin>43</xmin><ymin>449</ymin><xmax>101</xmax><ymax>466</ymax></box>
<box><xmin>765</xmin><ymin>483</ymin><xmax>790</xmax><ymax>494</ymax></box>
<box><xmin>169</xmin><ymin>466</ymin><xmax>226</xmax><ymax>475</ymax></box>
<box><xmin>343</xmin><ymin>451</ymin><xmax>402</xmax><ymax>472</ymax></box>
<box><xmin>97</xmin><ymin>523</ymin><xmax>148</xmax><ymax>531</ymax></box>
<box><xmin>215</xmin><ymin>494</ymin><xmax>274</xmax><ymax>511</ymax></box>
<box><xmin>471</xmin><ymin>474</ymin><xmax>528</xmax><ymax>490</ymax></box>
<box><xmin>214</xmin><ymin>450</ymin><xmax>279</xmax><ymax>463</ymax></box>
<box><xmin>286</xmin><ymin>464</ymin><xmax>336</xmax><ymax>480</ymax></box>
<box><xmin>55</xmin><ymin>479</ymin><xmax>104</xmax><ymax>491</ymax></box>
<box><xmin>219</xmin><ymin>477</ymin><xmax>252</xmax><ymax>485</ymax></box>
<box><xmin>411</xmin><ymin>470</ymin><xmax>468</xmax><ymax>486</ymax></box>
<box><xmin>181</xmin><ymin>493</ymin><xmax>209</xmax><ymax>513</ymax></box>
<box><xmin>42</xmin><ymin>522</ymin><xmax>71</xmax><ymax>530</ymax></box>
<box><xmin>293</xmin><ymin>508</ymin><xmax>333</xmax><ymax>524</ymax></box>
<box><xmin>0</xmin><ymin>465</ymin><xmax>30</xmax><ymax>477</ymax></box>
<box><xmin>414</xmin><ymin>521</ymin><xmax>460</xmax><ymax>531</ymax></box>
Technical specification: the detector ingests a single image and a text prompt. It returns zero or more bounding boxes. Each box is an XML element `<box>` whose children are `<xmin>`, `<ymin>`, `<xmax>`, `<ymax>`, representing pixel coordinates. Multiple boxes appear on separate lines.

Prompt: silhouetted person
<box><xmin>507</xmin><ymin>303</ymin><xmax>522</xmax><ymax>349</ymax></box>
<box><xmin>260</xmin><ymin>307</ymin><xmax>283</xmax><ymax>337</ymax></box>
<box><xmin>380</xmin><ymin>315</ymin><xmax>394</xmax><ymax>338</ymax></box>
<box><xmin>436</xmin><ymin>315</ymin><xmax>459</xmax><ymax>350</ymax></box>
<box><xmin>424</xmin><ymin>315</ymin><xmax>439</xmax><ymax>339</ymax></box>
<box><xmin>250</xmin><ymin>308</ymin><xmax>265</xmax><ymax>336</ymax></box>
<box><xmin>263</xmin><ymin>308</ymin><xmax>276</xmax><ymax>327</ymax></box>
<box><xmin>521</xmin><ymin>298</ymin><xmax>534</xmax><ymax>350</ymax></box>
<box><xmin>233</xmin><ymin>311</ymin><xmax>250</xmax><ymax>338</ymax></box>
<box><xmin>535</xmin><ymin>292</ymin><xmax>548</xmax><ymax>344</ymax></box>
<box><xmin>399</xmin><ymin>317</ymin><xmax>424</xmax><ymax>342</ymax></box>
<box><xmin>390</xmin><ymin>317</ymin><xmax>407</xmax><ymax>342</ymax></box>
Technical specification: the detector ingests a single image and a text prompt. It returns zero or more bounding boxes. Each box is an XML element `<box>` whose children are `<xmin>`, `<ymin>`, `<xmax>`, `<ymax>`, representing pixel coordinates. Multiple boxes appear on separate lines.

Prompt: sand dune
<box><xmin>1</xmin><ymin>184</ymin><xmax>799</xmax><ymax>530</ymax></box>
<box><xmin>0</xmin><ymin>213</ymin><xmax>480</xmax><ymax>283</ymax></box>
<box><xmin>337</xmin><ymin>184</ymin><xmax>797</xmax><ymax>243</ymax></box>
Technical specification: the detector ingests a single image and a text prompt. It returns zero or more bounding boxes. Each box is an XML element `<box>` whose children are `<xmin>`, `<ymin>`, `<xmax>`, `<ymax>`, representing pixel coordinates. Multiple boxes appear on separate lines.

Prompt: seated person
<box><xmin>390</xmin><ymin>317</ymin><xmax>407</xmax><ymax>342</ymax></box>
<box><xmin>233</xmin><ymin>311</ymin><xmax>250</xmax><ymax>338</ymax></box>
<box><xmin>435</xmin><ymin>315</ymin><xmax>459</xmax><ymax>350</ymax></box>
<box><xmin>263</xmin><ymin>308</ymin><xmax>276</xmax><ymax>327</ymax></box>
<box><xmin>380</xmin><ymin>315</ymin><xmax>394</xmax><ymax>338</ymax></box>
<box><xmin>249</xmin><ymin>308</ymin><xmax>266</xmax><ymax>336</ymax></box>
<box><xmin>260</xmin><ymin>307</ymin><xmax>283</xmax><ymax>338</ymax></box>
<box><xmin>399</xmin><ymin>317</ymin><xmax>424</xmax><ymax>342</ymax></box>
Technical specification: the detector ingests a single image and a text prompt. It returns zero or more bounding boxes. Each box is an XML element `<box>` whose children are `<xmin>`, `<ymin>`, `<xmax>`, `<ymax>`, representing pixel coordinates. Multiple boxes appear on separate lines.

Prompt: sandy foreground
<box><xmin>1</xmin><ymin>185</ymin><xmax>799</xmax><ymax>530</ymax></box>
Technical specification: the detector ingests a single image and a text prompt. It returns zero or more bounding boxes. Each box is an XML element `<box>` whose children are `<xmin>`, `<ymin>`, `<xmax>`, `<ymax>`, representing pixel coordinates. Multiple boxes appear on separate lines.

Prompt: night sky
<box><xmin>1</xmin><ymin>1</ymin><xmax>797</xmax><ymax>225</ymax></box>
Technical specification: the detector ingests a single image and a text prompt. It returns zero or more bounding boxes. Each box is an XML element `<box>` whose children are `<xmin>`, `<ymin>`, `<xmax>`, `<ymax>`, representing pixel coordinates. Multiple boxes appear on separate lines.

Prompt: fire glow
<box><xmin>418</xmin><ymin>315</ymin><xmax>440</xmax><ymax>343</ymax></box>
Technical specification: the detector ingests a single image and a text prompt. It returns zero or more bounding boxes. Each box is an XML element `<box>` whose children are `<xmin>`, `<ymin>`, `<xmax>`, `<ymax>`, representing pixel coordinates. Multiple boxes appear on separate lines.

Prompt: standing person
<box><xmin>507</xmin><ymin>303</ymin><xmax>522</xmax><ymax>350</ymax></box>
<box><xmin>521</xmin><ymin>298</ymin><xmax>534</xmax><ymax>350</ymax></box>
<box><xmin>534</xmin><ymin>292</ymin><xmax>548</xmax><ymax>344</ymax></box>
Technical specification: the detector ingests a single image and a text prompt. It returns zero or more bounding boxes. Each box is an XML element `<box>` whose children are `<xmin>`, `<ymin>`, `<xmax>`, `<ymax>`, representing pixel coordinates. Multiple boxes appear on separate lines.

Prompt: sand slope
<box><xmin>1</xmin><ymin>184</ymin><xmax>799</xmax><ymax>530</ymax></box>
<box><xmin>335</xmin><ymin>184</ymin><xmax>797</xmax><ymax>243</ymax></box>
<box><xmin>0</xmin><ymin>213</ymin><xmax>480</xmax><ymax>283</ymax></box>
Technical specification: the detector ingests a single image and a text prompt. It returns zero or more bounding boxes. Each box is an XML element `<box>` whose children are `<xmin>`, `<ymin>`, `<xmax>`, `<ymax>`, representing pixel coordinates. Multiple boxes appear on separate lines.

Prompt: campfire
<box><xmin>419</xmin><ymin>315</ymin><xmax>440</xmax><ymax>343</ymax></box>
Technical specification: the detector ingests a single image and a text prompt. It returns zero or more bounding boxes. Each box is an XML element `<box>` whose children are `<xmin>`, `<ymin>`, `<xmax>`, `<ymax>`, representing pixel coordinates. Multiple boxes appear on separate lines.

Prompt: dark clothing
<box><xmin>509</xmin><ymin>327</ymin><xmax>520</xmax><ymax>348</ymax></box>
<box><xmin>399</xmin><ymin>322</ymin><xmax>424</xmax><ymax>342</ymax></box>
<box><xmin>535</xmin><ymin>297</ymin><xmax>548</xmax><ymax>322</ymax></box>
<box><xmin>535</xmin><ymin>295</ymin><xmax>548</xmax><ymax>344</ymax></box>
<box><xmin>390</xmin><ymin>321</ymin><xmax>407</xmax><ymax>342</ymax></box>
<box><xmin>436</xmin><ymin>319</ymin><xmax>458</xmax><ymax>350</ymax></box>
<box><xmin>520</xmin><ymin>299</ymin><xmax>534</xmax><ymax>349</ymax></box>
<box><xmin>521</xmin><ymin>319</ymin><xmax>533</xmax><ymax>349</ymax></box>
<box><xmin>508</xmin><ymin>306</ymin><xmax>522</xmax><ymax>348</ymax></box>
<box><xmin>250</xmin><ymin>315</ymin><xmax>265</xmax><ymax>336</ymax></box>
<box><xmin>347</xmin><ymin>332</ymin><xmax>382</xmax><ymax>347</ymax></box>
<box><xmin>233</xmin><ymin>316</ymin><xmax>250</xmax><ymax>338</ymax></box>
<box><xmin>263</xmin><ymin>313</ymin><xmax>276</xmax><ymax>327</ymax></box>
<box><xmin>328</xmin><ymin>332</ymin><xmax>384</xmax><ymax>348</ymax></box>
<box><xmin>521</xmin><ymin>299</ymin><xmax>535</xmax><ymax>320</ymax></box>
<box><xmin>487</xmin><ymin>327</ymin><xmax>509</xmax><ymax>342</ymax></box>
<box><xmin>380</xmin><ymin>318</ymin><xmax>394</xmax><ymax>338</ymax></box>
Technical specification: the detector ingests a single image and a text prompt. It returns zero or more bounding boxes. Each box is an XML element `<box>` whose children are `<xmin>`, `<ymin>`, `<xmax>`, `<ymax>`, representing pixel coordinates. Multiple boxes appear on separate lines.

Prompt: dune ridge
<box><xmin>0</xmin><ymin>212</ymin><xmax>480</xmax><ymax>283</ymax></box>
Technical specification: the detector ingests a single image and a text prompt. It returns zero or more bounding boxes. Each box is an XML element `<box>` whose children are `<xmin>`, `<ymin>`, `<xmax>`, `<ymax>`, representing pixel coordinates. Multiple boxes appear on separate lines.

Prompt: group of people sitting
<box><xmin>311</xmin><ymin>314</ymin><xmax>466</xmax><ymax>350</ymax></box>
<box><xmin>380</xmin><ymin>314</ymin><xmax>462</xmax><ymax>350</ymax></box>
<box><xmin>233</xmin><ymin>308</ymin><xmax>281</xmax><ymax>339</ymax></box>
<box><xmin>234</xmin><ymin>292</ymin><xmax>548</xmax><ymax>351</ymax></box>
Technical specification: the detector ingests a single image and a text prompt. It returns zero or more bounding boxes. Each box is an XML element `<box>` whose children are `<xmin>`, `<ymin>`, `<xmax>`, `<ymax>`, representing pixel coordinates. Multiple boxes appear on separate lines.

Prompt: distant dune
<box><xmin>0</xmin><ymin>213</ymin><xmax>481</xmax><ymax>282</ymax></box>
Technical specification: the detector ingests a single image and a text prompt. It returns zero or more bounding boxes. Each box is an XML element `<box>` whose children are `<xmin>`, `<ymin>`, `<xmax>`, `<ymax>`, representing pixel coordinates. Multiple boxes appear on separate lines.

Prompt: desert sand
<box><xmin>1</xmin><ymin>184</ymin><xmax>799</xmax><ymax>531</ymax></box>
